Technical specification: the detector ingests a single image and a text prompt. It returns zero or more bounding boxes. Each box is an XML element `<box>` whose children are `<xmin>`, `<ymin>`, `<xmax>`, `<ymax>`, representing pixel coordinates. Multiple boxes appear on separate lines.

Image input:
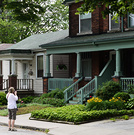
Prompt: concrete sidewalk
<box><xmin>0</xmin><ymin>114</ymin><xmax>134</xmax><ymax>135</ymax></box>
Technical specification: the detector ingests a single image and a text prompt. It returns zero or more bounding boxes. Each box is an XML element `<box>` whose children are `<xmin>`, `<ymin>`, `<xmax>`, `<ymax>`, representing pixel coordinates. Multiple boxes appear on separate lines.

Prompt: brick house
<box><xmin>40</xmin><ymin>0</ymin><xmax>134</xmax><ymax>104</ymax></box>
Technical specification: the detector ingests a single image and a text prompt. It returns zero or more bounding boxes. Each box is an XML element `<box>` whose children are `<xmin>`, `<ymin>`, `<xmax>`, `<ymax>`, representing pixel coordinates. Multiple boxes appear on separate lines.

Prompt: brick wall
<box><xmin>69</xmin><ymin>2</ymin><xmax>131</xmax><ymax>36</ymax></box>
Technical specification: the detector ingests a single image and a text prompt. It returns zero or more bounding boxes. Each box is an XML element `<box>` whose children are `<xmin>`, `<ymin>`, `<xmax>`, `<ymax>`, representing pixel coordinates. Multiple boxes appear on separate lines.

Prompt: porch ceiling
<box><xmin>40</xmin><ymin>31</ymin><xmax>134</xmax><ymax>54</ymax></box>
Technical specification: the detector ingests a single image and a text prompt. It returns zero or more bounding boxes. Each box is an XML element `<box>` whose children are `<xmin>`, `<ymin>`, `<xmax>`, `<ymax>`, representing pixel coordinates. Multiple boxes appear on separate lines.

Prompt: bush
<box><xmin>96</xmin><ymin>81</ymin><xmax>121</xmax><ymax>100</ymax></box>
<box><xmin>41</xmin><ymin>87</ymin><xmax>66</xmax><ymax>99</ymax></box>
<box><xmin>32</xmin><ymin>97</ymin><xmax>65</xmax><ymax>107</ymax></box>
<box><xmin>0</xmin><ymin>92</ymin><xmax>7</xmax><ymax>105</ymax></box>
<box><xmin>21</xmin><ymin>96</ymin><xmax>35</xmax><ymax>103</ymax></box>
<box><xmin>86</xmin><ymin>97</ymin><xmax>126</xmax><ymax>111</ymax></box>
<box><xmin>114</xmin><ymin>92</ymin><xmax>130</xmax><ymax>102</ymax></box>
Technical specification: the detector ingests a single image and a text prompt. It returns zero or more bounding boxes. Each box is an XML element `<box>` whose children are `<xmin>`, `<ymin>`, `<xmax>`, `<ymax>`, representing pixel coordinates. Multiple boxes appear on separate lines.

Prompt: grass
<box><xmin>0</xmin><ymin>103</ymin><xmax>53</xmax><ymax>116</ymax></box>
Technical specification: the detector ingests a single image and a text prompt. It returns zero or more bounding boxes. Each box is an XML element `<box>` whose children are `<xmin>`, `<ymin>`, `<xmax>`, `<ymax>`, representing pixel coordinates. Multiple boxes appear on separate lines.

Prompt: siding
<box><xmin>53</xmin><ymin>55</ymin><xmax>69</xmax><ymax>78</ymax></box>
<box><xmin>3</xmin><ymin>61</ymin><xmax>10</xmax><ymax>79</ymax></box>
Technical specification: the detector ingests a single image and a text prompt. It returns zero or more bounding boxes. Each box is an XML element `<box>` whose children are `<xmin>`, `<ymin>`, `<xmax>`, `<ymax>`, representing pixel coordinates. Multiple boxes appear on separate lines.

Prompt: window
<box><xmin>109</xmin><ymin>13</ymin><xmax>120</xmax><ymax>30</ymax></box>
<box><xmin>129</xmin><ymin>13</ymin><xmax>134</xmax><ymax>27</ymax></box>
<box><xmin>37</xmin><ymin>55</ymin><xmax>44</xmax><ymax>78</ymax></box>
<box><xmin>79</xmin><ymin>12</ymin><xmax>92</xmax><ymax>33</ymax></box>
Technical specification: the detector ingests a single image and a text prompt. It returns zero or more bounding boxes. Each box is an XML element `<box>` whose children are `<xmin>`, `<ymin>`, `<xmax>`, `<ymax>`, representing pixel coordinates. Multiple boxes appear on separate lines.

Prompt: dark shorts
<box><xmin>8</xmin><ymin>109</ymin><xmax>17</xmax><ymax>120</ymax></box>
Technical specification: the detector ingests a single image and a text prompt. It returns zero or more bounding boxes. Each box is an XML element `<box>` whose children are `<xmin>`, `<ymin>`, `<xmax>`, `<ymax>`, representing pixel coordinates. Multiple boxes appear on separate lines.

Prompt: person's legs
<box><xmin>8</xmin><ymin>109</ymin><xmax>12</xmax><ymax>131</ymax></box>
<box><xmin>8</xmin><ymin>119</ymin><xmax>11</xmax><ymax>130</ymax></box>
<box><xmin>11</xmin><ymin>109</ymin><xmax>17</xmax><ymax>131</ymax></box>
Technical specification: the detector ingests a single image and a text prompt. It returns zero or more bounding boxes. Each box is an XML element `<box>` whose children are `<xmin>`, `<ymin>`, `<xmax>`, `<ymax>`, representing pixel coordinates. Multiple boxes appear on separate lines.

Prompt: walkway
<box><xmin>0</xmin><ymin>114</ymin><xmax>134</xmax><ymax>135</ymax></box>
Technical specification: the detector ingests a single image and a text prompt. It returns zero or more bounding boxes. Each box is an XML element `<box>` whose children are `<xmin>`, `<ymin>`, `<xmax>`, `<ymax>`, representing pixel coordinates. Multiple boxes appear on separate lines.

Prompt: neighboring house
<box><xmin>0</xmin><ymin>30</ymin><xmax>69</xmax><ymax>96</ymax></box>
<box><xmin>39</xmin><ymin>1</ymin><xmax>134</xmax><ymax>104</ymax></box>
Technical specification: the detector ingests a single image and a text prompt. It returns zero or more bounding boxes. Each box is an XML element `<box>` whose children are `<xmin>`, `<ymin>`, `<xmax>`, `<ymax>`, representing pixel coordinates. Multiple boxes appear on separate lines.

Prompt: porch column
<box><xmin>45</xmin><ymin>54</ymin><xmax>51</xmax><ymax>77</ymax></box>
<box><xmin>114</xmin><ymin>49</ymin><xmax>122</xmax><ymax>77</ymax></box>
<box><xmin>11</xmin><ymin>59</ymin><xmax>16</xmax><ymax>75</ymax></box>
<box><xmin>75</xmin><ymin>52</ymin><xmax>82</xmax><ymax>77</ymax></box>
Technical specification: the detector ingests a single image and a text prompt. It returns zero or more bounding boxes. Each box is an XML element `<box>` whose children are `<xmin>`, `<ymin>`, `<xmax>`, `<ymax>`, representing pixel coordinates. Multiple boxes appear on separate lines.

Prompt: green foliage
<box><xmin>96</xmin><ymin>81</ymin><xmax>121</xmax><ymax>100</ymax></box>
<box><xmin>0</xmin><ymin>92</ymin><xmax>7</xmax><ymax>105</ymax></box>
<box><xmin>21</xmin><ymin>96</ymin><xmax>35</xmax><ymax>103</ymax></box>
<box><xmin>125</xmin><ymin>98</ymin><xmax>134</xmax><ymax>109</ymax></box>
<box><xmin>114</xmin><ymin>92</ymin><xmax>130</xmax><ymax>102</ymax></box>
<box><xmin>32</xmin><ymin>97</ymin><xmax>65</xmax><ymax>107</ymax></box>
<box><xmin>31</xmin><ymin>105</ymin><xmax>134</xmax><ymax>123</ymax></box>
<box><xmin>85</xmin><ymin>100</ymin><xmax>126</xmax><ymax>111</ymax></box>
<box><xmin>76</xmin><ymin>0</ymin><xmax>134</xmax><ymax>20</ymax></box>
<box><xmin>41</xmin><ymin>87</ymin><xmax>66</xmax><ymax>99</ymax></box>
<box><xmin>127</xmin><ymin>84</ymin><xmax>134</xmax><ymax>94</ymax></box>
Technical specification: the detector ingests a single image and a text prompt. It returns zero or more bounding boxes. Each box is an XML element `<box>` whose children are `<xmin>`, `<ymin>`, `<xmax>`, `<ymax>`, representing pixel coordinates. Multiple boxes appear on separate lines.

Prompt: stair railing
<box><xmin>64</xmin><ymin>77</ymin><xmax>83</xmax><ymax>103</ymax></box>
<box><xmin>76</xmin><ymin>78</ymin><xmax>96</xmax><ymax>104</ymax></box>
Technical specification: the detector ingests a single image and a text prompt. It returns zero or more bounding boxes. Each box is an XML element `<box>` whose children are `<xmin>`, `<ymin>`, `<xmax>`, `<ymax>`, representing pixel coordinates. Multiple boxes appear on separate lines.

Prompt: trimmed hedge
<box><xmin>31</xmin><ymin>105</ymin><xmax>134</xmax><ymax>124</ymax></box>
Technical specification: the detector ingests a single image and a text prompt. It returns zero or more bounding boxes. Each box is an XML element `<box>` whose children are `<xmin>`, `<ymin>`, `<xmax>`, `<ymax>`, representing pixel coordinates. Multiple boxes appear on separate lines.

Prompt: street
<box><xmin>0</xmin><ymin>125</ymin><xmax>46</xmax><ymax>135</ymax></box>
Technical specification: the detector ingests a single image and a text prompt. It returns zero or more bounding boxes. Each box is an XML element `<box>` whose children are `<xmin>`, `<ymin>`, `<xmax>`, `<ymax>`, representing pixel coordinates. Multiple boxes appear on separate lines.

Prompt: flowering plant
<box><xmin>87</xmin><ymin>97</ymin><xmax>102</xmax><ymax>103</ymax></box>
<box><xmin>109</xmin><ymin>97</ymin><xmax>125</xmax><ymax>102</ymax></box>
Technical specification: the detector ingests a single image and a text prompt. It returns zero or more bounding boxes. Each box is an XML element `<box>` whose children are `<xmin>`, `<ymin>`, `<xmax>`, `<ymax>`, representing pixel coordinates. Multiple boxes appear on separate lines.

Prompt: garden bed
<box><xmin>30</xmin><ymin>105</ymin><xmax>134</xmax><ymax>124</ymax></box>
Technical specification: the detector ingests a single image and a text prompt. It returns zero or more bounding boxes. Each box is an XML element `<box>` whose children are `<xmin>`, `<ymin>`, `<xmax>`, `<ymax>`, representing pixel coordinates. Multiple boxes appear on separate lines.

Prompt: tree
<box><xmin>76</xmin><ymin>0</ymin><xmax>134</xmax><ymax>18</ymax></box>
<box><xmin>0</xmin><ymin>0</ymin><xmax>69</xmax><ymax>43</ymax></box>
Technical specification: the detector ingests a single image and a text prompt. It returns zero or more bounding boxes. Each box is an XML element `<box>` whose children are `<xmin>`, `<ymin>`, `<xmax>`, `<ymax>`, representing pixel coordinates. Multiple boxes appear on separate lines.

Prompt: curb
<box><xmin>0</xmin><ymin>122</ymin><xmax>47</xmax><ymax>132</ymax></box>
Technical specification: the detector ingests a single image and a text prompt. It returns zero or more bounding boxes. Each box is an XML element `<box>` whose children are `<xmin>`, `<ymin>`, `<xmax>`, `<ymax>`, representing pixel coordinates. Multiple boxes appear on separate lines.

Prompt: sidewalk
<box><xmin>0</xmin><ymin>113</ymin><xmax>134</xmax><ymax>135</ymax></box>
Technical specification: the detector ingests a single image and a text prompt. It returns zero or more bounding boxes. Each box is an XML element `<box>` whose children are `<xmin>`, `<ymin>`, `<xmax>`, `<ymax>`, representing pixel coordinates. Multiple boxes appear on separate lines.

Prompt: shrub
<box><xmin>114</xmin><ymin>92</ymin><xmax>130</xmax><ymax>102</ymax></box>
<box><xmin>85</xmin><ymin>97</ymin><xmax>126</xmax><ymax>111</ymax></box>
<box><xmin>21</xmin><ymin>96</ymin><xmax>35</xmax><ymax>103</ymax></box>
<box><xmin>0</xmin><ymin>92</ymin><xmax>7</xmax><ymax>105</ymax></box>
<box><xmin>41</xmin><ymin>87</ymin><xmax>66</xmax><ymax>99</ymax></box>
<box><xmin>96</xmin><ymin>81</ymin><xmax>121</xmax><ymax>100</ymax></box>
<box><xmin>125</xmin><ymin>98</ymin><xmax>134</xmax><ymax>109</ymax></box>
<box><xmin>32</xmin><ymin>97</ymin><xmax>65</xmax><ymax>107</ymax></box>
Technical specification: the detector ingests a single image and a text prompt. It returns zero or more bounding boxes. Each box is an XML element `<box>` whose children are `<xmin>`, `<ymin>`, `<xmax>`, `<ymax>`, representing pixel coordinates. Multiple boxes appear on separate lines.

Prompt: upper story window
<box><xmin>109</xmin><ymin>13</ymin><xmax>120</xmax><ymax>31</ymax></box>
<box><xmin>129</xmin><ymin>13</ymin><xmax>134</xmax><ymax>27</ymax></box>
<box><xmin>36</xmin><ymin>54</ymin><xmax>44</xmax><ymax>78</ymax></box>
<box><xmin>79</xmin><ymin>12</ymin><xmax>92</xmax><ymax>33</ymax></box>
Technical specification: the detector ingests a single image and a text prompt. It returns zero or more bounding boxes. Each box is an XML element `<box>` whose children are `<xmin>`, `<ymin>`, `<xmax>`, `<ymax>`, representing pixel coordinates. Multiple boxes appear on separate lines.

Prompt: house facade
<box><xmin>0</xmin><ymin>30</ymin><xmax>70</xmax><ymax>96</ymax></box>
<box><xmin>40</xmin><ymin>1</ymin><xmax>134</xmax><ymax>104</ymax></box>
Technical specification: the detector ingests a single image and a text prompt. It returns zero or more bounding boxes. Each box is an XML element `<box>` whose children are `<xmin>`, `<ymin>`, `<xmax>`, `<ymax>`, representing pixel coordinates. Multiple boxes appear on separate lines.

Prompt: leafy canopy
<box><xmin>76</xmin><ymin>0</ymin><xmax>134</xmax><ymax>18</ymax></box>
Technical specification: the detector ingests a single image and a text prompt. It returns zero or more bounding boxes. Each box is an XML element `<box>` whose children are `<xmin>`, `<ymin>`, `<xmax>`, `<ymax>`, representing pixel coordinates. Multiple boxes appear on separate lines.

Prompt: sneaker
<box><xmin>11</xmin><ymin>128</ymin><xmax>17</xmax><ymax>131</ymax></box>
<box><xmin>8</xmin><ymin>128</ymin><xmax>11</xmax><ymax>131</ymax></box>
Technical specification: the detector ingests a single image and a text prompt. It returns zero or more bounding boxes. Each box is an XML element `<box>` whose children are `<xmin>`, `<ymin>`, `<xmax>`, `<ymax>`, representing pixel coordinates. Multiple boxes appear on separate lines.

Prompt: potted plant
<box><xmin>57</xmin><ymin>64</ymin><xmax>67</xmax><ymax>70</ymax></box>
<box><xmin>127</xmin><ymin>84</ymin><xmax>134</xmax><ymax>98</ymax></box>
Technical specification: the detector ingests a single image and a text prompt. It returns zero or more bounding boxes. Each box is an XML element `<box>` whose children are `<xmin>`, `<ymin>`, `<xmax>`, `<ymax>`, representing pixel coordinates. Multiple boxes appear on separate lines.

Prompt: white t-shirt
<box><xmin>6</xmin><ymin>93</ymin><xmax>18</xmax><ymax>109</ymax></box>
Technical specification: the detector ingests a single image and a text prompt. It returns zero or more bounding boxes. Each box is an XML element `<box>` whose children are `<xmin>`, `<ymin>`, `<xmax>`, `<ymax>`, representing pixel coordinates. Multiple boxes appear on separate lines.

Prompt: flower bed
<box><xmin>30</xmin><ymin>105</ymin><xmax>134</xmax><ymax>124</ymax></box>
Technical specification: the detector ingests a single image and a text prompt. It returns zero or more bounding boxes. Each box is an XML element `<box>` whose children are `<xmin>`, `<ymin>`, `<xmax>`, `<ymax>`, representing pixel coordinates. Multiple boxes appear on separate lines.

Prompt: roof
<box><xmin>40</xmin><ymin>31</ymin><xmax>134</xmax><ymax>49</ymax></box>
<box><xmin>8</xmin><ymin>29</ymin><xmax>69</xmax><ymax>50</ymax></box>
<box><xmin>0</xmin><ymin>44</ymin><xmax>14</xmax><ymax>50</ymax></box>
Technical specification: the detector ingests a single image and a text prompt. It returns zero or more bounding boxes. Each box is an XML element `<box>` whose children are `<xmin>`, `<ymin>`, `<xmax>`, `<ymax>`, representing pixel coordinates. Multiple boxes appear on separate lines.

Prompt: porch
<box><xmin>0</xmin><ymin>78</ymin><xmax>34</xmax><ymax>97</ymax></box>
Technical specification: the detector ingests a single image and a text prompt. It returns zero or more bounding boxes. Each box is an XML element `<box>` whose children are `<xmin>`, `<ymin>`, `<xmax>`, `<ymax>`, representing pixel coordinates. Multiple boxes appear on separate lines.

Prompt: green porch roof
<box><xmin>0</xmin><ymin>49</ymin><xmax>31</xmax><ymax>54</ymax></box>
<box><xmin>40</xmin><ymin>31</ymin><xmax>134</xmax><ymax>49</ymax></box>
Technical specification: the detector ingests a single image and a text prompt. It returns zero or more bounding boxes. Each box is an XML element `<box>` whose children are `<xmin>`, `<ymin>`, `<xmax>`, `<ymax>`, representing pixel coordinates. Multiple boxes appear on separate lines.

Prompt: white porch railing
<box><xmin>48</xmin><ymin>78</ymin><xmax>73</xmax><ymax>91</ymax></box>
<box><xmin>17</xmin><ymin>79</ymin><xmax>33</xmax><ymax>90</ymax></box>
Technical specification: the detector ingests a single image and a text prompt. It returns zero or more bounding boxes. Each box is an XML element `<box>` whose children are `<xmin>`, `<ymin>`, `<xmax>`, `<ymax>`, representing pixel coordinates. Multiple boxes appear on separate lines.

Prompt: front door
<box><xmin>22</xmin><ymin>63</ymin><xmax>29</xmax><ymax>89</ymax></box>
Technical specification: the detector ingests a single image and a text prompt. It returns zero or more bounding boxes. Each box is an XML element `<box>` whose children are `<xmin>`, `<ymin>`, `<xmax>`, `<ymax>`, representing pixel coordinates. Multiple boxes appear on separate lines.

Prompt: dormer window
<box><xmin>129</xmin><ymin>13</ymin><xmax>134</xmax><ymax>27</ymax></box>
<box><xmin>79</xmin><ymin>12</ymin><xmax>92</xmax><ymax>33</ymax></box>
<box><xmin>109</xmin><ymin>13</ymin><xmax>120</xmax><ymax>31</ymax></box>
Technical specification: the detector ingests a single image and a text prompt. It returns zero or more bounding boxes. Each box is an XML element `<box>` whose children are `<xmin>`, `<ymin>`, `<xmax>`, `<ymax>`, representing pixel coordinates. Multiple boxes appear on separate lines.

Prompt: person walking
<box><xmin>6</xmin><ymin>87</ymin><xmax>18</xmax><ymax>131</ymax></box>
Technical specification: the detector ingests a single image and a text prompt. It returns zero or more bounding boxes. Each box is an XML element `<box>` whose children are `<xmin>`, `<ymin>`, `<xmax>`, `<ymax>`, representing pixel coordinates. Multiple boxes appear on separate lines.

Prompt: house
<box><xmin>0</xmin><ymin>30</ymin><xmax>70</xmax><ymax>96</ymax></box>
<box><xmin>39</xmin><ymin>0</ymin><xmax>134</xmax><ymax>104</ymax></box>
